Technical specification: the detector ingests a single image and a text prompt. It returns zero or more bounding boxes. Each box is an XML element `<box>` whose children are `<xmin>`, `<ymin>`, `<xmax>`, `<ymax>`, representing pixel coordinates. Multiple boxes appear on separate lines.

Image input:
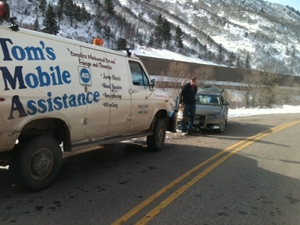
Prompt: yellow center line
<box><xmin>112</xmin><ymin>121</ymin><xmax>300</xmax><ymax>225</ymax></box>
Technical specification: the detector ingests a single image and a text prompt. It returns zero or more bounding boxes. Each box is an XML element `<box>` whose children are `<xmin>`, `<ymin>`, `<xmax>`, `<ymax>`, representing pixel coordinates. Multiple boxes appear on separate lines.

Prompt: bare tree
<box><xmin>158</xmin><ymin>62</ymin><xmax>190</xmax><ymax>99</ymax></box>
<box><xmin>239</xmin><ymin>70</ymin><xmax>285</xmax><ymax>108</ymax></box>
<box><xmin>158</xmin><ymin>62</ymin><xmax>216</xmax><ymax>102</ymax></box>
<box><xmin>278</xmin><ymin>75</ymin><xmax>300</xmax><ymax>105</ymax></box>
<box><xmin>192</xmin><ymin>66</ymin><xmax>215</xmax><ymax>87</ymax></box>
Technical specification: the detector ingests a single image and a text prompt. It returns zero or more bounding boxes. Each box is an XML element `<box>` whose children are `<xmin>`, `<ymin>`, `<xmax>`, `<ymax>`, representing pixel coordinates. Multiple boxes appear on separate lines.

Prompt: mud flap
<box><xmin>167</xmin><ymin>110</ymin><xmax>178</xmax><ymax>132</ymax></box>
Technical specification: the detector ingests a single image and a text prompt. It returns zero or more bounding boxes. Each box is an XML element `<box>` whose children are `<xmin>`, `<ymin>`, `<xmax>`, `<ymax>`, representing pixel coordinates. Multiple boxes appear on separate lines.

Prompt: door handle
<box><xmin>129</xmin><ymin>89</ymin><xmax>138</xmax><ymax>94</ymax></box>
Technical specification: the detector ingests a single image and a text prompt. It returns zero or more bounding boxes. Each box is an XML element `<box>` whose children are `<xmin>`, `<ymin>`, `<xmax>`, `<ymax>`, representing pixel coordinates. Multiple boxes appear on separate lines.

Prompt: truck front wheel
<box><xmin>147</xmin><ymin>118</ymin><xmax>166</xmax><ymax>152</ymax></box>
<box><xmin>10</xmin><ymin>135</ymin><xmax>62</xmax><ymax>192</ymax></box>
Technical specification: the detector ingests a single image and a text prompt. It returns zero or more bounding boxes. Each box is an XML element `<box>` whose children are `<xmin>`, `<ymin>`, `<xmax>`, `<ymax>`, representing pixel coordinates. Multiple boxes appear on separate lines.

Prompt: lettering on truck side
<box><xmin>0</xmin><ymin>38</ymin><xmax>103</xmax><ymax>120</ymax></box>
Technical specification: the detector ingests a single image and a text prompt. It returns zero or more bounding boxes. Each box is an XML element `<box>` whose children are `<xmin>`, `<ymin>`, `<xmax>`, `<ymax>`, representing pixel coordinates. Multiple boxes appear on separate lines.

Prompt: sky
<box><xmin>267</xmin><ymin>0</ymin><xmax>300</xmax><ymax>11</ymax></box>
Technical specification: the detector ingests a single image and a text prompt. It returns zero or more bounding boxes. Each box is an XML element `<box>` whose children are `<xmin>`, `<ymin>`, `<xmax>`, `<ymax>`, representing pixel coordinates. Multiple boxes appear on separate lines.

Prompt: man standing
<box><xmin>179</xmin><ymin>77</ymin><xmax>198</xmax><ymax>135</ymax></box>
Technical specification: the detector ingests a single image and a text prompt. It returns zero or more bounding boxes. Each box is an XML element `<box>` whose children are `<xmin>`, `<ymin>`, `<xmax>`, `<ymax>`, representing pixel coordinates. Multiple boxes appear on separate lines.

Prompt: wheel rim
<box><xmin>157</xmin><ymin>125</ymin><xmax>165</xmax><ymax>144</ymax></box>
<box><xmin>30</xmin><ymin>148</ymin><xmax>54</xmax><ymax>179</ymax></box>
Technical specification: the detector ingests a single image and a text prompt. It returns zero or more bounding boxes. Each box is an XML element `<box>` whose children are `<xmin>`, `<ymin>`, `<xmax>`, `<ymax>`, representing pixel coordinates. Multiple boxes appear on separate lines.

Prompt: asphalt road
<box><xmin>1</xmin><ymin>114</ymin><xmax>300</xmax><ymax>225</ymax></box>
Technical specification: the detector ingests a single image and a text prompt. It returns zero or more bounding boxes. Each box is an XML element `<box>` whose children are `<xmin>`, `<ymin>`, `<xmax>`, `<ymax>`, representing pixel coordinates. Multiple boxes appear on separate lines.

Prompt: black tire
<box><xmin>147</xmin><ymin>118</ymin><xmax>166</xmax><ymax>152</ymax></box>
<box><xmin>10</xmin><ymin>135</ymin><xmax>62</xmax><ymax>192</ymax></box>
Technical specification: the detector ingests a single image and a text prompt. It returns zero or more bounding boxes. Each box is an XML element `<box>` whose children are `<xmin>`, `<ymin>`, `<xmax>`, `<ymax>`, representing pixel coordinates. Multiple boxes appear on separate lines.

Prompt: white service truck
<box><xmin>0</xmin><ymin>2</ymin><xmax>176</xmax><ymax>191</ymax></box>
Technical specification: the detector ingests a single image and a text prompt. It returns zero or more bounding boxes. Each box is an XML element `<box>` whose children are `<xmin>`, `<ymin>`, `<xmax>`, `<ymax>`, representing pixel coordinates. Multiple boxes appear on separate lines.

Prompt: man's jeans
<box><xmin>181</xmin><ymin>103</ymin><xmax>196</xmax><ymax>132</ymax></box>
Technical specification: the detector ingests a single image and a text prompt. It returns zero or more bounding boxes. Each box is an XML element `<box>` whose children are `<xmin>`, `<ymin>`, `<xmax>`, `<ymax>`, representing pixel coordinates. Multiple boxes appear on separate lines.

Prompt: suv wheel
<box><xmin>218</xmin><ymin>118</ymin><xmax>226</xmax><ymax>133</ymax></box>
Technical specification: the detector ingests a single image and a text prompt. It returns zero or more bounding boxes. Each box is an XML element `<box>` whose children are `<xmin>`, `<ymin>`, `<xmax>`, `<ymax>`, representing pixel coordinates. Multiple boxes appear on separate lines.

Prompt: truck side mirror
<box><xmin>150</xmin><ymin>79</ymin><xmax>156</xmax><ymax>91</ymax></box>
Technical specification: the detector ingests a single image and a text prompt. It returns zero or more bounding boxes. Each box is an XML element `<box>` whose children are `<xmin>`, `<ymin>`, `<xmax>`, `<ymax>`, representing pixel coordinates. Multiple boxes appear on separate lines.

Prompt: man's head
<box><xmin>190</xmin><ymin>77</ymin><xmax>196</xmax><ymax>86</ymax></box>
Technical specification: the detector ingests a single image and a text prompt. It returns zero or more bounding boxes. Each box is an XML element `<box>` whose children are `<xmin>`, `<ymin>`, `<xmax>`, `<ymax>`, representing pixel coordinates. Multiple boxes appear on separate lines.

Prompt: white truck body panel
<box><xmin>0</xmin><ymin>4</ymin><xmax>177</xmax><ymax>191</ymax></box>
<box><xmin>0</xmin><ymin>25</ymin><xmax>173</xmax><ymax>152</ymax></box>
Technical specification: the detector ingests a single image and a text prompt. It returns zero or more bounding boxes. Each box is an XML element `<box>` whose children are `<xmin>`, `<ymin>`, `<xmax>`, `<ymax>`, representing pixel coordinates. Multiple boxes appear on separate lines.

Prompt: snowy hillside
<box><xmin>6</xmin><ymin>0</ymin><xmax>300</xmax><ymax>76</ymax></box>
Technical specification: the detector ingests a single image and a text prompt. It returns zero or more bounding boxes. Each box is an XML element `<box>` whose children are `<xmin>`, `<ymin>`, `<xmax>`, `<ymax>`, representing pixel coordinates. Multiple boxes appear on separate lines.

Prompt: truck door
<box><xmin>79</xmin><ymin>46</ymin><xmax>111</xmax><ymax>138</ymax></box>
<box><xmin>105</xmin><ymin>52</ymin><xmax>131</xmax><ymax>135</ymax></box>
<box><xmin>128</xmin><ymin>60</ymin><xmax>154</xmax><ymax>132</ymax></box>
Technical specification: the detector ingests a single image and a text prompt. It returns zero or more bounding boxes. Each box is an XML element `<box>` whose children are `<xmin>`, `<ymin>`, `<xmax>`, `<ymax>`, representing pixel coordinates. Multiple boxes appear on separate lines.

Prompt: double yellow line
<box><xmin>112</xmin><ymin>120</ymin><xmax>300</xmax><ymax>225</ymax></box>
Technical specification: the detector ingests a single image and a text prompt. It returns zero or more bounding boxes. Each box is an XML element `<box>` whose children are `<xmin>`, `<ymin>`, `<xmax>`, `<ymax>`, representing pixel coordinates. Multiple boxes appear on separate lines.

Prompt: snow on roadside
<box><xmin>228</xmin><ymin>105</ymin><xmax>300</xmax><ymax>118</ymax></box>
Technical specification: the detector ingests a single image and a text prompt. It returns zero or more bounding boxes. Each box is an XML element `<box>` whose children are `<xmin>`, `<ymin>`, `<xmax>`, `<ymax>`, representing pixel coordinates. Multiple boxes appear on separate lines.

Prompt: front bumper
<box><xmin>193</xmin><ymin>115</ymin><xmax>222</xmax><ymax>130</ymax></box>
<box><xmin>177</xmin><ymin>112</ymin><xmax>222</xmax><ymax>130</ymax></box>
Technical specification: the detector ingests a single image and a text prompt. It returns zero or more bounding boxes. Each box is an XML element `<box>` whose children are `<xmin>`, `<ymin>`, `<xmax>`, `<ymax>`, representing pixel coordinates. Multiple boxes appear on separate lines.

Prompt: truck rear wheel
<box><xmin>147</xmin><ymin>118</ymin><xmax>166</xmax><ymax>152</ymax></box>
<box><xmin>10</xmin><ymin>135</ymin><xmax>62</xmax><ymax>192</ymax></box>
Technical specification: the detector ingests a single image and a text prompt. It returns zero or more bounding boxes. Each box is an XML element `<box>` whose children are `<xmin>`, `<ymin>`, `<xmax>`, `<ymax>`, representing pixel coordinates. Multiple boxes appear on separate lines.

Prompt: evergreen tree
<box><xmin>81</xmin><ymin>3</ymin><xmax>91</xmax><ymax>25</ymax></box>
<box><xmin>104</xmin><ymin>25</ymin><xmax>112</xmax><ymax>40</ymax></box>
<box><xmin>291</xmin><ymin>45</ymin><xmax>296</xmax><ymax>57</ymax></box>
<box><xmin>285</xmin><ymin>46</ymin><xmax>290</xmax><ymax>55</ymax></box>
<box><xmin>94</xmin><ymin>1</ymin><xmax>103</xmax><ymax>32</ymax></box>
<box><xmin>154</xmin><ymin>14</ymin><xmax>164</xmax><ymax>47</ymax></box>
<box><xmin>228</xmin><ymin>52</ymin><xmax>235</xmax><ymax>67</ymax></box>
<box><xmin>175</xmin><ymin>25</ymin><xmax>184</xmax><ymax>48</ymax></box>
<box><xmin>43</xmin><ymin>4</ymin><xmax>59</xmax><ymax>35</ymax></box>
<box><xmin>56</xmin><ymin>0</ymin><xmax>64</xmax><ymax>23</ymax></box>
<box><xmin>104</xmin><ymin>0</ymin><xmax>115</xmax><ymax>16</ymax></box>
<box><xmin>147</xmin><ymin>35</ymin><xmax>154</xmax><ymax>47</ymax></box>
<box><xmin>162</xmin><ymin>18</ymin><xmax>172</xmax><ymax>45</ymax></box>
<box><xmin>33</xmin><ymin>16</ymin><xmax>39</xmax><ymax>31</ymax></box>
<box><xmin>24</xmin><ymin>7</ymin><xmax>29</xmax><ymax>16</ymax></box>
<box><xmin>64</xmin><ymin>0</ymin><xmax>76</xmax><ymax>27</ymax></box>
<box><xmin>39</xmin><ymin>0</ymin><xmax>47</xmax><ymax>11</ymax></box>
<box><xmin>245</xmin><ymin>52</ymin><xmax>251</xmax><ymax>70</ymax></box>
<box><xmin>236</xmin><ymin>54</ymin><xmax>241</xmax><ymax>69</ymax></box>
<box><xmin>218</xmin><ymin>44</ymin><xmax>224</xmax><ymax>61</ymax></box>
<box><xmin>95</xmin><ymin>0</ymin><xmax>102</xmax><ymax>18</ymax></box>
<box><xmin>75</xmin><ymin>5</ymin><xmax>82</xmax><ymax>23</ymax></box>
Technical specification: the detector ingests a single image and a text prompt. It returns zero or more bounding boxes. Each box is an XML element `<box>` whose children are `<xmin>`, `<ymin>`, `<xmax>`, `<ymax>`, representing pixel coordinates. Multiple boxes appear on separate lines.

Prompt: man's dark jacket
<box><xmin>180</xmin><ymin>83</ymin><xmax>198</xmax><ymax>105</ymax></box>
